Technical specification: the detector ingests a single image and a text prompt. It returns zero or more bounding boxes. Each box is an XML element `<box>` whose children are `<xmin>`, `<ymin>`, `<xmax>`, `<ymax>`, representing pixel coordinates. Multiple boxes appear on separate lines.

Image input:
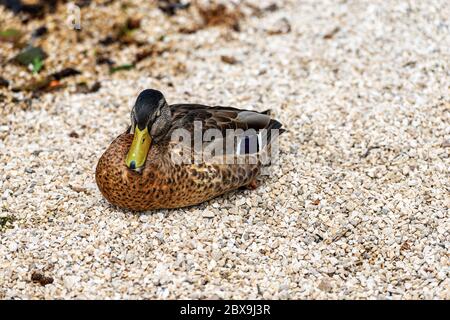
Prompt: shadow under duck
<box><xmin>95</xmin><ymin>89</ymin><xmax>285</xmax><ymax>211</ymax></box>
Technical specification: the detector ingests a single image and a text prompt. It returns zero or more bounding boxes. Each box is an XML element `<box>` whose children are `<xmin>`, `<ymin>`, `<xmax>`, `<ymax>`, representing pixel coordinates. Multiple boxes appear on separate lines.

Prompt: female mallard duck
<box><xmin>95</xmin><ymin>89</ymin><xmax>285</xmax><ymax>211</ymax></box>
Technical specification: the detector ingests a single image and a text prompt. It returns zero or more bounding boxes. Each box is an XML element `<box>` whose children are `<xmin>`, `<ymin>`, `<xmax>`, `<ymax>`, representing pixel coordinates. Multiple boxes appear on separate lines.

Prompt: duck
<box><xmin>95</xmin><ymin>89</ymin><xmax>285</xmax><ymax>211</ymax></box>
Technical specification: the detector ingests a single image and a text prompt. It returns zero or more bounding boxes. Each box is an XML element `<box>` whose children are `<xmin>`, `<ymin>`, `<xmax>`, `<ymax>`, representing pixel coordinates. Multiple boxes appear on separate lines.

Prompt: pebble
<box><xmin>202</xmin><ymin>210</ymin><xmax>215</xmax><ymax>218</ymax></box>
<box><xmin>64</xmin><ymin>276</ymin><xmax>78</xmax><ymax>290</ymax></box>
<box><xmin>8</xmin><ymin>242</ymin><xmax>18</xmax><ymax>252</ymax></box>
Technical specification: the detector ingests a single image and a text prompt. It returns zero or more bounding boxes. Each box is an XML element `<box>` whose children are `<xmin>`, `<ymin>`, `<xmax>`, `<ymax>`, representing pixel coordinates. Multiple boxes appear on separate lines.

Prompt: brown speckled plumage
<box><xmin>96</xmin><ymin>133</ymin><xmax>261</xmax><ymax>211</ymax></box>
<box><xmin>95</xmin><ymin>94</ymin><xmax>284</xmax><ymax>211</ymax></box>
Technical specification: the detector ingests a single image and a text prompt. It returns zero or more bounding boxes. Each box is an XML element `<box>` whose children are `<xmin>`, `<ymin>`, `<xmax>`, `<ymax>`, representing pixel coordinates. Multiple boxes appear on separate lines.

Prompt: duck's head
<box><xmin>125</xmin><ymin>89</ymin><xmax>171</xmax><ymax>171</ymax></box>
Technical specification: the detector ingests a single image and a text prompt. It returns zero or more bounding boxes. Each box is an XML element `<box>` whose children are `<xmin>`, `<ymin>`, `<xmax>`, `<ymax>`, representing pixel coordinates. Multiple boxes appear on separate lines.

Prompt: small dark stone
<box><xmin>158</xmin><ymin>0</ymin><xmax>191</xmax><ymax>16</ymax></box>
<box><xmin>232</xmin><ymin>23</ymin><xmax>241</xmax><ymax>32</ymax></box>
<box><xmin>0</xmin><ymin>77</ymin><xmax>9</xmax><ymax>87</ymax></box>
<box><xmin>32</xmin><ymin>25</ymin><xmax>48</xmax><ymax>38</ymax></box>
<box><xmin>90</xmin><ymin>81</ymin><xmax>101</xmax><ymax>93</ymax></box>
<box><xmin>31</xmin><ymin>150</ymin><xmax>43</xmax><ymax>156</ymax></box>
<box><xmin>68</xmin><ymin>131</ymin><xmax>80</xmax><ymax>138</ymax></box>
<box><xmin>96</xmin><ymin>56</ymin><xmax>114</xmax><ymax>66</ymax></box>
<box><xmin>99</xmin><ymin>35</ymin><xmax>115</xmax><ymax>46</ymax></box>
<box><xmin>126</xmin><ymin>17</ymin><xmax>141</xmax><ymax>30</ymax></box>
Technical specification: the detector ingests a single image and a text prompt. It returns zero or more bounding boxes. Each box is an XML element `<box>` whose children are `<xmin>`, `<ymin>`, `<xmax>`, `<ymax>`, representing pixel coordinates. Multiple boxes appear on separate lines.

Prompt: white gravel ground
<box><xmin>1</xmin><ymin>0</ymin><xmax>449</xmax><ymax>299</ymax></box>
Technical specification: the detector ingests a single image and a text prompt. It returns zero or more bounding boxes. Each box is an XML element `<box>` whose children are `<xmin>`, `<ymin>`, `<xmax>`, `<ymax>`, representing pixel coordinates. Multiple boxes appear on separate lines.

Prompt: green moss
<box><xmin>109</xmin><ymin>63</ymin><xmax>134</xmax><ymax>74</ymax></box>
<box><xmin>0</xmin><ymin>28</ymin><xmax>22</xmax><ymax>42</ymax></box>
<box><xmin>31</xmin><ymin>57</ymin><xmax>44</xmax><ymax>74</ymax></box>
<box><xmin>13</xmin><ymin>46</ymin><xmax>46</xmax><ymax>66</ymax></box>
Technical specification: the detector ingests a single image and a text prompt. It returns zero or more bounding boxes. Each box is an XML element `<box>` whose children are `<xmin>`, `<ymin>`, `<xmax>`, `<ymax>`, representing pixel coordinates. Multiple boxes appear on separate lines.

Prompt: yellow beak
<box><xmin>125</xmin><ymin>126</ymin><xmax>152</xmax><ymax>170</ymax></box>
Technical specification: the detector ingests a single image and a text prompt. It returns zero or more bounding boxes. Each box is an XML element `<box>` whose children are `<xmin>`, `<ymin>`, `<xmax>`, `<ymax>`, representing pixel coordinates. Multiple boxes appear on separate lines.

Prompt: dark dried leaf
<box><xmin>135</xmin><ymin>49</ymin><xmax>154</xmax><ymax>63</ymax></box>
<box><xmin>199</xmin><ymin>4</ymin><xmax>243</xmax><ymax>29</ymax></box>
<box><xmin>100</xmin><ymin>18</ymin><xmax>144</xmax><ymax>47</ymax></box>
<box><xmin>134</xmin><ymin>45</ymin><xmax>169</xmax><ymax>63</ymax></box>
<box><xmin>264</xmin><ymin>3</ymin><xmax>279</xmax><ymax>12</ymax></box>
<box><xmin>75</xmin><ymin>82</ymin><xmax>89</xmax><ymax>93</ymax></box>
<box><xmin>180</xmin><ymin>3</ymin><xmax>243</xmax><ymax>33</ymax></box>
<box><xmin>323</xmin><ymin>27</ymin><xmax>340</xmax><ymax>39</ymax></box>
<box><xmin>75</xmin><ymin>81</ymin><xmax>101</xmax><ymax>94</ymax></box>
<box><xmin>13</xmin><ymin>77</ymin><xmax>50</xmax><ymax>92</ymax></box>
<box><xmin>400</xmin><ymin>241</ymin><xmax>411</xmax><ymax>251</ymax></box>
<box><xmin>50</xmin><ymin>68</ymin><xmax>81</xmax><ymax>80</ymax></box>
<box><xmin>403</xmin><ymin>61</ymin><xmax>417</xmax><ymax>68</ymax></box>
<box><xmin>221</xmin><ymin>55</ymin><xmax>238</xmax><ymax>65</ymax></box>
<box><xmin>13</xmin><ymin>77</ymin><xmax>64</xmax><ymax>92</ymax></box>
<box><xmin>31</xmin><ymin>271</ymin><xmax>54</xmax><ymax>286</ymax></box>
<box><xmin>75</xmin><ymin>0</ymin><xmax>91</xmax><ymax>8</ymax></box>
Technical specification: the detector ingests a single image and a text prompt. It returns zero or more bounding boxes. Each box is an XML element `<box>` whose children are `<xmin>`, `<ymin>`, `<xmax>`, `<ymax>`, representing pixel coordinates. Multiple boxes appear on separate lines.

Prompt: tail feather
<box><xmin>262</xmin><ymin>119</ymin><xmax>284</xmax><ymax>149</ymax></box>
